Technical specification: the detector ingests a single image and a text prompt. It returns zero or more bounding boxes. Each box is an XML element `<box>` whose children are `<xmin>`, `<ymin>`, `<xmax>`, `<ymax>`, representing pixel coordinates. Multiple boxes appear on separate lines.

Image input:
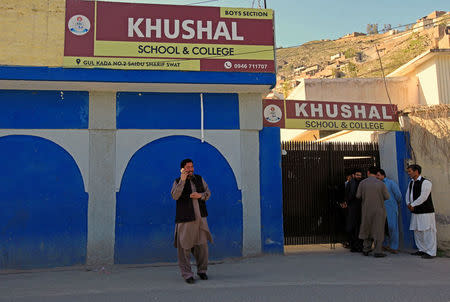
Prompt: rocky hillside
<box><xmin>275</xmin><ymin>12</ymin><xmax>449</xmax><ymax>95</ymax></box>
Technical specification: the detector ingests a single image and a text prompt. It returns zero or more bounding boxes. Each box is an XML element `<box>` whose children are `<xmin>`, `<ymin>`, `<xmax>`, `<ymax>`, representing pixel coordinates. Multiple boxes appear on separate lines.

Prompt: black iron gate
<box><xmin>282</xmin><ymin>141</ymin><xmax>379</xmax><ymax>245</ymax></box>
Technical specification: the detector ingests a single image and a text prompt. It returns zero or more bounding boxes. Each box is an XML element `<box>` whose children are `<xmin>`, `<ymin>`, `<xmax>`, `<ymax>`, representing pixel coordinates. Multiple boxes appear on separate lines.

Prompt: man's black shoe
<box><xmin>411</xmin><ymin>251</ymin><xmax>426</xmax><ymax>256</ymax></box>
<box><xmin>421</xmin><ymin>253</ymin><xmax>435</xmax><ymax>259</ymax></box>
<box><xmin>363</xmin><ymin>251</ymin><xmax>370</xmax><ymax>256</ymax></box>
<box><xmin>198</xmin><ymin>273</ymin><xmax>208</xmax><ymax>280</ymax></box>
<box><xmin>374</xmin><ymin>253</ymin><xmax>387</xmax><ymax>258</ymax></box>
<box><xmin>185</xmin><ymin>277</ymin><xmax>195</xmax><ymax>284</ymax></box>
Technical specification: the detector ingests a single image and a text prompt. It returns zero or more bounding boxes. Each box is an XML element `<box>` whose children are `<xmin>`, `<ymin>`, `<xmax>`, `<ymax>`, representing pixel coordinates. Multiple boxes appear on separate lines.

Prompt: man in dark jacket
<box><xmin>342</xmin><ymin>169</ymin><xmax>364</xmax><ymax>252</ymax></box>
<box><xmin>171</xmin><ymin>158</ymin><xmax>212</xmax><ymax>284</ymax></box>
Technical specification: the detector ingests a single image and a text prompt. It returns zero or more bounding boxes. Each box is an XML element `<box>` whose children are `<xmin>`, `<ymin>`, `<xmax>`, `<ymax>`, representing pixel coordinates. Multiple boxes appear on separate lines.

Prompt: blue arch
<box><xmin>0</xmin><ymin>135</ymin><xmax>88</xmax><ymax>269</ymax></box>
<box><xmin>115</xmin><ymin>135</ymin><xmax>242</xmax><ymax>264</ymax></box>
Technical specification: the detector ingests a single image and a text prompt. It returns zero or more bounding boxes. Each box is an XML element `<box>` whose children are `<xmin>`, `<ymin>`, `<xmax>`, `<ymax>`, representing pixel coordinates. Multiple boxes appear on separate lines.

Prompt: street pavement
<box><xmin>1</xmin><ymin>245</ymin><xmax>449</xmax><ymax>302</ymax></box>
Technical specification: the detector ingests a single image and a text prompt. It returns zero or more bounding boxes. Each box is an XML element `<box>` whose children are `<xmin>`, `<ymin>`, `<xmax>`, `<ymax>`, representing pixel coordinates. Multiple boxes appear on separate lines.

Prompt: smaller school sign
<box><xmin>64</xmin><ymin>0</ymin><xmax>275</xmax><ymax>72</ymax></box>
<box><xmin>263</xmin><ymin>99</ymin><xmax>401</xmax><ymax>131</ymax></box>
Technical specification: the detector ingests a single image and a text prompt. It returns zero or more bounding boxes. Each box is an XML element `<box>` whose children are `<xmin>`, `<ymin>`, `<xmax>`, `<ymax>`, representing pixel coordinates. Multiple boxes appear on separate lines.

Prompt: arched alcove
<box><xmin>0</xmin><ymin>135</ymin><xmax>88</xmax><ymax>269</ymax></box>
<box><xmin>115</xmin><ymin>135</ymin><xmax>242</xmax><ymax>264</ymax></box>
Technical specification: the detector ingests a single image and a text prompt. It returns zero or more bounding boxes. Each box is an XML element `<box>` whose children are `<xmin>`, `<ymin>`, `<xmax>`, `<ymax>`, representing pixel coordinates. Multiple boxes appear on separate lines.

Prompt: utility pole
<box><xmin>255</xmin><ymin>0</ymin><xmax>267</xmax><ymax>8</ymax></box>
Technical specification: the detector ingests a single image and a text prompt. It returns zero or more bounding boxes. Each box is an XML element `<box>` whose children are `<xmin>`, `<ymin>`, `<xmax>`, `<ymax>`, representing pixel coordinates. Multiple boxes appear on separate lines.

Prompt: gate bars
<box><xmin>281</xmin><ymin>141</ymin><xmax>379</xmax><ymax>246</ymax></box>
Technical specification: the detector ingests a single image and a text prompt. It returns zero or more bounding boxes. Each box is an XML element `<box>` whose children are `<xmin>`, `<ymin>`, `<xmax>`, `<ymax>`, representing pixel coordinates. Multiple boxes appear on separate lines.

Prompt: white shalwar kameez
<box><xmin>406</xmin><ymin>176</ymin><xmax>436</xmax><ymax>256</ymax></box>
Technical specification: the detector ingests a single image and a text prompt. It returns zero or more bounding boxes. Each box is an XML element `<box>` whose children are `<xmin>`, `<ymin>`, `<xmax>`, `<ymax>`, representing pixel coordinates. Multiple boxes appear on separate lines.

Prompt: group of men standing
<box><xmin>168</xmin><ymin>158</ymin><xmax>438</xmax><ymax>284</ymax></box>
<box><xmin>341</xmin><ymin>164</ymin><xmax>436</xmax><ymax>259</ymax></box>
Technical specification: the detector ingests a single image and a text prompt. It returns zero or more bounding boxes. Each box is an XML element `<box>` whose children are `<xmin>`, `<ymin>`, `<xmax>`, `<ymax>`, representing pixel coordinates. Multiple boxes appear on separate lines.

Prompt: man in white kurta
<box><xmin>406</xmin><ymin>164</ymin><xmax>436</xmax><ymax>259</ymax></box>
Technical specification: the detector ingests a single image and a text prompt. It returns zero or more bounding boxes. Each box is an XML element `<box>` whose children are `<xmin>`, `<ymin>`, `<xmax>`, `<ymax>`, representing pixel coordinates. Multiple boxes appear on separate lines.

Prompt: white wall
<box><xmin>436</xmin><ymin>55</ymin><xmax>450</xmax><ymax>105</ymax></box>
<box><xmin>288</xmin><ymin>77</ymin><xmax>416</xmax><ymax>109</ymax></box>
<box><xmin>416</xmin><ymin>59</ymin><xmax>440</xmax><ymax>105</ymax></box>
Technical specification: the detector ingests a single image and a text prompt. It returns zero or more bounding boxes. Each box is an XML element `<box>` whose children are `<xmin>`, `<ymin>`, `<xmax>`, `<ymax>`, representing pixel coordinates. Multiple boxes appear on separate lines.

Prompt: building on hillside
<box><xmin>330</xmin><ymin>53</ymin><xmax>342</xmax><ymax>61</ymax></box>
<box><xmin>388</xmin><ymin>29</ymin><xmax>400</xmax><ymax>35</ymax></box>
<box><xmin>341</xmin><ymin>32</ymin><xmax>366</xmax><ymax>38</ymax></box>
<box><xmin>315</xmin><ymin>67</ymin><xmax>334</xmax><ymax>78</ymax></box>
<box><xmin>303</xmin><ymin>64</ymin><xmax>320</xmax><ymax>76</ymax></box>
<box><xmin>414</xmin><ymin>11</ymin><xmax>449</xmax><ymax>32</ymax></box>
<box><xmin>432</xmin><ymin>23</ymin><xmax>450</xmax><ymax>49</ymax></box>
<box><xmin>426</xmin><ymin>11</ymin><xmax>447</xmax><ymax>20</ymax></box>
<box><xmin>414</xmin><ymin>18</ymin><xmax>434</xmax><ymax>32</ymax></box>
<box><xmin>294</xmin><ymin>66</ymin><xmax>306</xmax><ymax>75</ymax></box>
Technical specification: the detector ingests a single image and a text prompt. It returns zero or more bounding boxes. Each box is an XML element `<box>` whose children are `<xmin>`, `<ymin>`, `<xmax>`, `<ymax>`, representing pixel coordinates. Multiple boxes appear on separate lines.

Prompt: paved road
<box><xmin>1</xmin><ymin>247</ymin><xmax>449</xmax><ymax>302</ymax></box>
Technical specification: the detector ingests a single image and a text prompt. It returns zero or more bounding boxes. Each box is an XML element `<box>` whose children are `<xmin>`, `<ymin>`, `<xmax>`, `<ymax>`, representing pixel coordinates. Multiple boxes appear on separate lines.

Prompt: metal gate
<box><xmin>282</xmin><ymin>141</ymin><xmax>380</xmax><ymax>245</ymax></box>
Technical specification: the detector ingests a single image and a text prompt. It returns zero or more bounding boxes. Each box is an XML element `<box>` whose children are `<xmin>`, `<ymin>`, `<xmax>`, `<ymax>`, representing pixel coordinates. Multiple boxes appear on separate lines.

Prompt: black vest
<box><xmin>175</xmin><ymin>175</ymin><xmax>208</xmax><ymax>223</ymax></box>
<box><xmin>409</xmin><ymin>177</ymin><xmax>434</xmax><ymax>214</ymax></box>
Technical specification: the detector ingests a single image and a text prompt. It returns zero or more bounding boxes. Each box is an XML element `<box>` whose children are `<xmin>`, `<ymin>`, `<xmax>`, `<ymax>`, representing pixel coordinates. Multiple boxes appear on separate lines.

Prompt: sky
<box><xmin>102</xmin><ymin>0</ymin><xmax>449</xmax><ymax>47</ymax></box>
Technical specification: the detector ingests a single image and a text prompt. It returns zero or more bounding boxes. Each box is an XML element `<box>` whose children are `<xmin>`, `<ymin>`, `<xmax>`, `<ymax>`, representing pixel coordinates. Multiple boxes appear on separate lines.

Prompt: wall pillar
<box><xmin>259</xmin><ymin>127</ymin><xmax>284</xmax><ymax>253</ymax></box>
<box><xmin>239</xmin><ymin>93</ymin><xmax>263</xmax><ymax>256</ymax></box>
<box><xmin>87</xmin><ymin>91</ymin><xmax>117</xmax><ymax>265</ymax></box>
<box><xmin>379</xmin><ymin>131</ymin><xmax>414</xmax><ymax>250</ymax></box>
<box><xmin>395</xmin><ymin>131</ymin><xmax>415</xmax><ymax>249</ymax></box>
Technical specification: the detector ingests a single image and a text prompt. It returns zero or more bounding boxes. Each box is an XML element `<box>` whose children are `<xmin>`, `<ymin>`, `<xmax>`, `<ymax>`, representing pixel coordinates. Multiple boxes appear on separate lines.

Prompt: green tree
<box><xmin>345</xmin><ymin>62</ymin><xmax>358</xmax><ymax>77</ymax></box>
<box><xmin>344</xmin><ymin>48</ymin><xmax>357</xmax><ymax>58</ymax></box>
<box><xmin>282</xmin><ymin>80</ymin><xmax>292</xmax><ymax>99</ymax></box>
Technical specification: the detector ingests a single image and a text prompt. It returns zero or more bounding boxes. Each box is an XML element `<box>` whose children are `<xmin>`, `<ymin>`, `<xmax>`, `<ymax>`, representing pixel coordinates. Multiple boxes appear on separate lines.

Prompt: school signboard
<box><xmin>64</xmin><ymin>0</ymin><xmax>275</xmax><ymax>72</ymax></box>
<box><xmin>263</xmin><ymin>99</ymin><xmax>401</xmax><ymax>131</ymax></box>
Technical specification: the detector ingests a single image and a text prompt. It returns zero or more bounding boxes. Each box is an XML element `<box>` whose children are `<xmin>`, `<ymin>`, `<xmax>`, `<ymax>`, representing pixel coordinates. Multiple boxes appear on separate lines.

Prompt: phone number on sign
<box><xmin>233</xmin><ymin>63</ymin><xmax>268</xmax><ymax>70</ymax></box>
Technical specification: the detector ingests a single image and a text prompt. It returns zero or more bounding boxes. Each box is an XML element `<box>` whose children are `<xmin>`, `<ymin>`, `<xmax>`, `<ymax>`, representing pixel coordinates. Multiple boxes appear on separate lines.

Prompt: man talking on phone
<box><xmin>170</xmin><ymin>158</ymin><xmax>212</xmax><ymax>284</ymax></box>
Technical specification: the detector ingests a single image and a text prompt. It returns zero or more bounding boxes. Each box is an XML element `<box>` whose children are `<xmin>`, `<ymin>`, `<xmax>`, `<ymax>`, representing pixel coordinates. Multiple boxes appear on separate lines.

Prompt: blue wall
<box><xmin>0</xmin><ymin>66</ymin><xmax>276</xmax><ymax>87</ymax></box>
<box><xmin>0</xmin><ymin>135</ymin><xmax>88</xmax><ymax>269</ymax></box>
<box><xmin>0</xmin><ymin>66</ymin><xmax>279</xmax><ymax>268</ymax></box>
<box><xmin>395</xmin><ymin>131</ymin><xmax>414</xmax><ymax>249</ymax></box>
<box><xmin>259</xmin><ymin>127</ymin><xmax>284</xmax><ymax>253</ymax></box>
<box><xmin>0</xmin><ymin>90</ymin><xmax>88</xmax><ymax>129</ymax></box>
<box><xmin>115</xmin><ymin>135</ymin><xmax>242</xmax><ymax>264</ymax></box>
<box><xmin>116</xmin><ymin>92</ymin><xmax>239</xmax><ymax>129</ymax></box>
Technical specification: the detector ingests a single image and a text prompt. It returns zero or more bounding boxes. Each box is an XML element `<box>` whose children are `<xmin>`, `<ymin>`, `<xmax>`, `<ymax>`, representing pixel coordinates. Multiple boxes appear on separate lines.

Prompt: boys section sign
<box><xmin>263</xmin><ymin>99</ymin><xmax>401</xmax><ymax>131</ymax></box>
<box><xmin>64</xmin><ymin>0</ymin><xmax>275</xmax><ymax>72</ymax></box>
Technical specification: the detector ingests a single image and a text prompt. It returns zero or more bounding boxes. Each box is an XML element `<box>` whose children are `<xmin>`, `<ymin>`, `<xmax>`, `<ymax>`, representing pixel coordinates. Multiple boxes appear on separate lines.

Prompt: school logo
<box><xmin>264</xmin><ymin>104</ymin><xmax>282</xmax><ymax>123</ymax></box>
<box><xmin>68</xmin><ymin>15</ymin><xmax>91</xmax><ymax>36</ymax></box>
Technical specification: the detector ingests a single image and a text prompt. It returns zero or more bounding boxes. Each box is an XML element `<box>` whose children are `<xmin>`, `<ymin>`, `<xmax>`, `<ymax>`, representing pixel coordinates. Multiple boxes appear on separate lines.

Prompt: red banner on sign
<box><xmin>95</xmin><ymin>2</ymin><xmax>274</xmax><ymax>45</ymax></box>
<box><xmin>64</xmin><ymin>0</ymin><xmax>275</xmax><ymax>72</ymax></box>
<box><xmin>285</xmin><ymin>100</ymin><xmax>398</xmax><ymax>122</ymax></box>
<box><xmin>263</xmin><ymin>99</ymin><xmax>401</xmax><ymax>131</ymax></box>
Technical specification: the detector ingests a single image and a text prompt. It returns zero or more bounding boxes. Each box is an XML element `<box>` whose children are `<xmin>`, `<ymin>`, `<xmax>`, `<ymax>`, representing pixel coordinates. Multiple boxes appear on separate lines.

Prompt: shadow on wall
<box><xmin>115</xmin><ymin>135</ymin><xmax>242</xmax><ymax>264</ymax></box>
<box><xmin>0</xmin><ymin>135</ymin><xmax>88</xmax><ymax>269</ymax></box>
